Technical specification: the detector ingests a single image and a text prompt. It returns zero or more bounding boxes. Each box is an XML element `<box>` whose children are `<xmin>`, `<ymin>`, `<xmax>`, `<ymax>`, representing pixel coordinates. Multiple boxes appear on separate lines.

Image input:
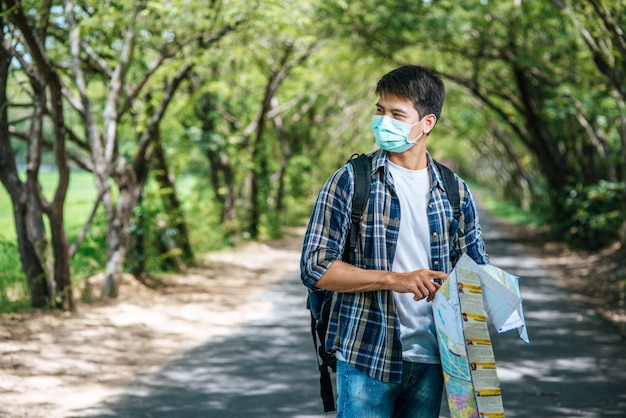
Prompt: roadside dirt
<box><xmin>502</xmin><ymin>222</ymin><xmax>626</xmax><ymax>337</ymax></box>
<box><xmin>0</xmin><ymin>229</ymin><xmax>304</xmax><ymax>418</ymax></box>
<box><xmin>0</xmin><ymin>224</ymin><xmax>624</xmax><ymax>417</ymax></box>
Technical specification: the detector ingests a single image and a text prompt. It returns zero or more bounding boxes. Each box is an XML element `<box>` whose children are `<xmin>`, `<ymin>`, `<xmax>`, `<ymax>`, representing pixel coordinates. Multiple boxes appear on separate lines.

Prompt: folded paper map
<box><xmin>433</xmin><ymin>254</ymin><xmax>529</xmax><ymax>418</ymax></box>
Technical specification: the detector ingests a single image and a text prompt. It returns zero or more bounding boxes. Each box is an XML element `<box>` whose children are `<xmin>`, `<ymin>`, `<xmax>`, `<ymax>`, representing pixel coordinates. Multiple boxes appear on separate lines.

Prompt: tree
<box><xmin>1</xmin><ymin>0</ymin><xmax>245</xmax><ymax>303</ymax></box>
<box><xmin>316</xmin><ymin>0</ymin><xmax>626</xmax><ymax>247</ymax></box>
<box><xmin>1</xmin><ymin>0</ymin><xmax>74</xmax><ymax>310</ymax></box>
<box><xmin>60</xmin><ymin>0</ymin><xmax>244</xmax><ymax>296</ymax></box>
<box><xmin>180</xmin><ymin>1</ymin><xmax>330</xmax><ymax>240</ymax></box>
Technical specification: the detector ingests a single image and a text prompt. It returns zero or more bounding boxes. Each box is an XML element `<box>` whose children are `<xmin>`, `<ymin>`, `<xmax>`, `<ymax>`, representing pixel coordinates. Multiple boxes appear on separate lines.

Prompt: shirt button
<box><xmin>390</xmin><ymin>245</ymin><xmax>395</xmax><ymax>251</ymax></box>
<box><xmin>434</xmin><ymin>260</ymin><xmax>439</xmax><ymax>266</ymax></box>
<box><xmin>432</xmin><ymin>232</ymin><xmax>438</xmax><ymax>237</ymax></box>
<box><xmin>394</xmin><ymin>217</ymin><xmax>400</xmax><ymax>225</ymax></box>
<box><xmin>429</xmin><ymin>204</ymin><xmax>433</xmax><ymax>209</ymax></box>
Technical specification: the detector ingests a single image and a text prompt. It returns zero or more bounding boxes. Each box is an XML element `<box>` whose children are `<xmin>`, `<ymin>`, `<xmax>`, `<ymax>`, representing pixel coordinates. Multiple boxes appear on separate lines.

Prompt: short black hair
<box><xmin>375</xmin><ymin>65</ymin><xmax>445</xmax><ymax>121</ymax></box>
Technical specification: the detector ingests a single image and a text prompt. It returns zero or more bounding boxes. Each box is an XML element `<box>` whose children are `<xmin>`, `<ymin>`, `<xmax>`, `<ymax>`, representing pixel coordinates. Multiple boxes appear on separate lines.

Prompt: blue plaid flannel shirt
<box><xmin>300</xmin><ymin>150</ymin><xmax>489</xmax><ymax>383</ymax></box>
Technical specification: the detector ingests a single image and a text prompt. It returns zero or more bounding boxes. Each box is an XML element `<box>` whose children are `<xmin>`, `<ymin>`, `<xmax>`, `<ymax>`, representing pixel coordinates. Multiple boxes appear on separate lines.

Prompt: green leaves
<box><xmin>560</xmin><ymin>181</ymin><xmax>626</xmax><ymax>249</ymax></box>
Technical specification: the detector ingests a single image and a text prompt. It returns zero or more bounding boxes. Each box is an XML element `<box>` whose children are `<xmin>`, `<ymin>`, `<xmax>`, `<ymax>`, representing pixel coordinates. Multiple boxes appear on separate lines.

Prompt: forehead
<box><xmin>376</xmin><ymin>93</ymin><xmax>417</xmax><ymax>114</ymax></box>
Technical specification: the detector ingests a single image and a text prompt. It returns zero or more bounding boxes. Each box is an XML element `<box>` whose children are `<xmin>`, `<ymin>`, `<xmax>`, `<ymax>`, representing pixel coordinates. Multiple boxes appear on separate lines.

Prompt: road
<box><xmin>74</xmin><ymin>211</ymin><xmax>626</xmax><ymax>417</ymax></box>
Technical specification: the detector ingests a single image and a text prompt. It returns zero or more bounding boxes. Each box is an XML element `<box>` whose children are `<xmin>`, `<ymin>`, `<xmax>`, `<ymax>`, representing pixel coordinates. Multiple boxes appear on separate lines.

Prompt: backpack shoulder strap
<box><xmin>433</xmin><ymin>159</ymin><xmax>461</xmax><ymax>221</ymax></box>
<box><xmin>309</xmin><ymin>153</ymin><xmax>371</xmax><ymax>413</ymax></box>
<box><xmin>345</xmin><ymin>153</ymin><xmax>371</xmax><ymax>263</ymax></box>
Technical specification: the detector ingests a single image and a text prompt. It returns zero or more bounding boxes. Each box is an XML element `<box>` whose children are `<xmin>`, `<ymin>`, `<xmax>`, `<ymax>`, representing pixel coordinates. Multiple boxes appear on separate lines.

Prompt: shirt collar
<box><xmin>376</xmin><ymin>150</ymin><xmax>446</xmax><ymax>191</ymax></box>
<box><xmin>426</xmin><ymin>152</ymin><xmax>448</xmax><ymax>192</ymax></box>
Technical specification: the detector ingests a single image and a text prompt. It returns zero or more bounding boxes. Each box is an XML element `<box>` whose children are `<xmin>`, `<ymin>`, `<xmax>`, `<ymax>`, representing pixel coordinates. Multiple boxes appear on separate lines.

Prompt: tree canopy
<box><xmin>1</xmin><ymin>0</ymin><xmax>624</xmax><ymax>309</ymax></box>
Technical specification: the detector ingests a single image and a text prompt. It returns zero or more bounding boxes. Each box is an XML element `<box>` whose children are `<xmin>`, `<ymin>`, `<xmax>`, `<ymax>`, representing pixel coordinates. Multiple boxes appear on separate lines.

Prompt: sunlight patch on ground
<box><xmin>0</xmin><ymin>235</ymin><xmax>303</xmax><ymax>418</ymax></box>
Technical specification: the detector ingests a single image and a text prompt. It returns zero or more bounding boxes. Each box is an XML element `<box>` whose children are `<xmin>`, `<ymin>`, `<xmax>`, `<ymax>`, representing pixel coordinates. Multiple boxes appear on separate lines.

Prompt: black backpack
<box><xmin>307</xmin><ymin>153</ymin><xmax>461</xmax><ymax>412</ymax></box>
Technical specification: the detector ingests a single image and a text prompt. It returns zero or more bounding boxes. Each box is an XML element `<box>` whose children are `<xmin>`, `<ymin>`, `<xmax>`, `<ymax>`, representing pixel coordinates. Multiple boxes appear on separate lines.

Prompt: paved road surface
<box><xmin>75</xmin><ymin>211</ymin><xmax>626</xmax><ymax>417</ymax></box>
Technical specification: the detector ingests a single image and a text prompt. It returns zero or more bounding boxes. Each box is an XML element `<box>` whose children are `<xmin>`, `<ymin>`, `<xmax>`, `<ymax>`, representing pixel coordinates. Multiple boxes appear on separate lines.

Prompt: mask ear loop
<box><xmin>407</xmin><ymin>115</ymin><xmax>428</xmax><ymax>143</ymax></box>
<box><xmin>408</xmin><ymin>130</ymin><xmax>425</xmax><ymax>144</ymax></box>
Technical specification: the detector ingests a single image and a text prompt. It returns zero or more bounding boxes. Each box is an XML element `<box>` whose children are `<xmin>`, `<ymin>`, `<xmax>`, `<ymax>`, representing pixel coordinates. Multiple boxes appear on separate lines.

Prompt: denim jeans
<box><xmin>335</xmin><ymin>360</ymin><xmax>444</xmax><ymax>418</ymax></box>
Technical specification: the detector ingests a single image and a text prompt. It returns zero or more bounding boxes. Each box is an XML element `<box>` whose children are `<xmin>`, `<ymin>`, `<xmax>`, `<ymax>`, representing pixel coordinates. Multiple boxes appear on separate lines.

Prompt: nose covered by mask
<box><xmin>371</xmin><ymin>115</ymin><xmax>426</xmax><ymax>153</ymax></box>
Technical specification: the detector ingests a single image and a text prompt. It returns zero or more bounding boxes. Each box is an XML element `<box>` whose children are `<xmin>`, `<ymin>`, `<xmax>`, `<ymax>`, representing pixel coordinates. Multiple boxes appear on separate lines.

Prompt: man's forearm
<box><xmin>315</xmin><ymin>260</ymin><xmax>395</xmax><ymax>293</ymax></box>
<box><xmin>315</xmin><ymin>260</ymin><xmax>448</xmax><ymax>302</ymax></box>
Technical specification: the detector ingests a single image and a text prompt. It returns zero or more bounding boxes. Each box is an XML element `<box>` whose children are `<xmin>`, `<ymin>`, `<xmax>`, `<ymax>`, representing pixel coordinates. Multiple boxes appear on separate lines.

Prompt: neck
<box><xmin>388</xmin><ymin>144</ymin><xmax>428</xmax><ymax>170</ymax></box>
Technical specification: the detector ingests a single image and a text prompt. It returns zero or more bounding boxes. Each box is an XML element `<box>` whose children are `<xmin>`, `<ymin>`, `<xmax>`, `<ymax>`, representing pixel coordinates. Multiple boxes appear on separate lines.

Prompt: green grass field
<box><xmin>0</xmin><ymin>171</ymin><xmax>101</xmax><ymax>310</ymax></box>
<box><xmin>0</xmin><ymin>171</ymin><xmax>98</xmax><ymax>241</ymax></box>
<box><xmin>0</xmin><ymin>170</ymin><xmax>219</xmax><ymax>251</ymax></box>
<box><xmin>0</xmin><ymin>170</ymin><xmax>227</xmax><ymax>311</ymax></box>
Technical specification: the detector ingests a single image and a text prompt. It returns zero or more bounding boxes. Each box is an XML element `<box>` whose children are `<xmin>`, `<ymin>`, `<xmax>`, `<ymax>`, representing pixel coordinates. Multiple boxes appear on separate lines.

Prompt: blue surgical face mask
<box><xmin>371</xmin><ymin>115</ymin><xmax>426</xmax><ymax>153</ymax></box>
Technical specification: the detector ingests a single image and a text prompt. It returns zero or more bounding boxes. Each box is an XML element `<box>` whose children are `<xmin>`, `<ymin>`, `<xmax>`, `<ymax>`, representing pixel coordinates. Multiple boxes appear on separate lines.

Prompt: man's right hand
<box><xmin>315</xmin><ymin>261</ymin><xmax>447</xmax><ymax>302</ymax></box>
<box><xmin>390</xmin><ymin>269</ymin><xmax>448</xmax><ymax>302</ymax></box>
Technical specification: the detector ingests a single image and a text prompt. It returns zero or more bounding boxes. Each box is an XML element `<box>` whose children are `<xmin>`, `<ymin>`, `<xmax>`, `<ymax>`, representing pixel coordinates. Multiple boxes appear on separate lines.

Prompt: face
<box><xmin>375</xmin><ymin>93</ymin><xmax>431</xmax><ymax>140</ymax></box>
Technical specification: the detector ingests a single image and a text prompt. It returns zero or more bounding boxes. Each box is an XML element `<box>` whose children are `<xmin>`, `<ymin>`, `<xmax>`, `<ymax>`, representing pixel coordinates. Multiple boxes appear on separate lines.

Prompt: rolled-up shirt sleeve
<box><xmin>300</xmin><ymin>165</ymin><xmax>353</xmax><ymax>290</ymax></box>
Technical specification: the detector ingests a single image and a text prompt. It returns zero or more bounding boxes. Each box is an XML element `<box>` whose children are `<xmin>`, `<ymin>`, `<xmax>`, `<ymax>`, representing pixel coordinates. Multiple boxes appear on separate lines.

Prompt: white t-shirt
<box><xmin>388</xmin><ymin>161</ymin><xmax>440</xmax><ymax>364</ymax></box>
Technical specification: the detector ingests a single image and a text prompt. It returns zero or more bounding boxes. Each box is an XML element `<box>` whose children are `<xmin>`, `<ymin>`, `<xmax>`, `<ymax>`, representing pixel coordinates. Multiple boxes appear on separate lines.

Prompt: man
<box><xmin>300</xmin><ymin>65</ymin><xmax>489</xmax><ymax>417</ymax></box>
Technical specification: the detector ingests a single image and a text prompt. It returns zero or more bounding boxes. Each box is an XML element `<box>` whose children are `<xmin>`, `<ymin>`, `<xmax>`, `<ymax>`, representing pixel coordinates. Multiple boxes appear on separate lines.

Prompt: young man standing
<box><xmin>300</xmin><ymin>65</ymin><xmax>489</xmax><ymax>417</ymax></box>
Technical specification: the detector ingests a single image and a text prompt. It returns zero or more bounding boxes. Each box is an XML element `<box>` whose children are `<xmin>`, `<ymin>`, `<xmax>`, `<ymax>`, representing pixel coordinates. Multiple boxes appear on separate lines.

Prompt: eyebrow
<box><xmin>375</xmin><ymin>103</ymin><xmax>408</xmax><ymax>114</ymax></box>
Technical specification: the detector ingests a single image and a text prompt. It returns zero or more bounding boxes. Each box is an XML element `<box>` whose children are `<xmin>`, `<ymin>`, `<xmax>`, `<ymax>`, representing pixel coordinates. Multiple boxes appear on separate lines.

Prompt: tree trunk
<box><xmin>0</xmin><ymin>14</ymin><xmax>51</xmax><ymax>307</ymax></box>
<box><xmin>1</xmin><ymin>0</ymin><xmax>75</xmax><ymax>310</ymax></box>
<box><xmin>102</xmin><ymin>213</ymin><xmax>130</xmax><ymax>298</ymax></box>
<box><xmin>102</xmin><ymin>227</ymin><xmax>126</xmax><ymax>298</ymax></box>
<box><xmin>46</xmin><ymin>64</ymin><xmax>74</xmax><ymax>311</ymax></box>
<box><xmin>206</xmin><ymin>148</ymin><xmax>238</xmax><ymax>223</ymax></box>
<box><xmin>101</xmin><ymin>162</ymin><xmax>136</xmax><ymax>297</ymax></box>
<box><xmin>0</xmin><ymin>84</ymin><xmax>50</xmax><ymax>307</ymax></box>
<box><xmin>195</xmin><ymin>93</ymin><xmax>238</xmax><ymax>223</ymax></box>
<box><xmin>100</xmin><ymin>68</ymin><xmax>194</xmax><ymax>295</ymax></box>
<box><xmin>13</xmin><ymin>199</ymin><xmax>51</xmax><ymax>307</ymax></box>
<box><xmin>510</xmin><ymin>66</ymin><xmax>569</xmax><ymax>191</ymax></box>
<box><xmin>152</xmin><ymin>138</ymin><xmax>193</xmax><ymax>263</ymax></box>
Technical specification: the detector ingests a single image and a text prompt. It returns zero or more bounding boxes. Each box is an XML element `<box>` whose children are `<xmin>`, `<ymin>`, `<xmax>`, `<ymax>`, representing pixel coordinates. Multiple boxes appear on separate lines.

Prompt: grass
<box><xmin>0</xmin><ymin>171</ymin><xmax>98</xmax><ymax>241</ymax></box>
<box><xmin>0</xmin><ymin>171</ymin><xmax>227</xmax><ymax>312</ymax></box>
<box><xmin>468</xmin><ymin>182</ymin><xmax>546</xmax><ymax>227</ymax></box>
<box><xmin>0</xmin><ymin>171</ymin><xmax>99</xmax><ymax>311</ymax></box>
<box><xmin>0</xmin><ymin>236</ymin><xmax>30</xmax><ymax>311</ymax></box>
<box><xmin>0</xmin><ymin>184</ymin><xmax>15</xmax><ymax>239</ymax></box>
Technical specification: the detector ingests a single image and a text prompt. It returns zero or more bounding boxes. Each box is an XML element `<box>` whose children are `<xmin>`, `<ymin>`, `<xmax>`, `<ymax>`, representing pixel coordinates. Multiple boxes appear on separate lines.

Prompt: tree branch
<box><xmin>133</xmin><ymin>64</ymin><xmax>193</xmax><ymax>178</ymax></box>
<box><xmin>64</xmin><ymin>0</ymin><xmax>105</xmax><ymax>170</ymax></box>
<box><xmin>69</xmin><ymin>185</ymin><xmax>109</xmax><ymax>258</ymax></box>
<box><xmin>103</xmin><ymin>3</ymin><xmax>143</xmax><ymax>164</ymax></box>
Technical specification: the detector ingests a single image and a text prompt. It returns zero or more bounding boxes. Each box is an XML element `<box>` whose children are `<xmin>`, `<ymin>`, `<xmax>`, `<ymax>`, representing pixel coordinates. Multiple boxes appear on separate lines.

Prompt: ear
<box><xmin>424</xmin><ymin>114</ymin><xmax>438</xmax><ymax>134</ymax></box>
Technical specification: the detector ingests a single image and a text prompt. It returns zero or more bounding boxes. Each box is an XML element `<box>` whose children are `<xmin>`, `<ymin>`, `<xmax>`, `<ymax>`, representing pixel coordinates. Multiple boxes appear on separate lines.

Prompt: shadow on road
<box><xmin>73</xmin><ymin>271</ymin><xmax>327</xmax><ymax>418</ymax></box>
<box><xmin>480</xmin><ymin>213</ymin><xmax>626</xmax><ymax>417</ymax></box>
<box><xmin>73</xmin><ymin>211</ymin><xmax>626</xmax><ymax>417</ymax></box>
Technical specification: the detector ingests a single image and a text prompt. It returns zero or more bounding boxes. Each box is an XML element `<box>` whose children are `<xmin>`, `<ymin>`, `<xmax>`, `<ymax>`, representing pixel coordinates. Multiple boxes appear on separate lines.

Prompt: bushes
<box><xmin>555</xmin><ymin>181</ymin><xmax>626</xmax><ymax>250</ymax></box>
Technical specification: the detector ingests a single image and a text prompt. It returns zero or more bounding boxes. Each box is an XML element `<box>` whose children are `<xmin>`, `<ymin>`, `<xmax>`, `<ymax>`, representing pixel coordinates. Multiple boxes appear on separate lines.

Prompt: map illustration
<box><xmin>433</xmin><ymin>254</ymin><xmax>529</xmax><ymax>418</ymax></box>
